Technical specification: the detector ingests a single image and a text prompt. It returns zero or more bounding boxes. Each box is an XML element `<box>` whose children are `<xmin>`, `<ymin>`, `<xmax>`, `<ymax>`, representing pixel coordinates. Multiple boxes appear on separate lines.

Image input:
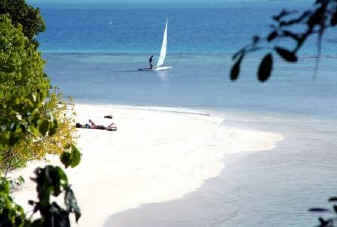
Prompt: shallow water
<box><xmin>45</xmin><ymin>53</ymin><xmax>337</xmax><ymax>119</ymax></box>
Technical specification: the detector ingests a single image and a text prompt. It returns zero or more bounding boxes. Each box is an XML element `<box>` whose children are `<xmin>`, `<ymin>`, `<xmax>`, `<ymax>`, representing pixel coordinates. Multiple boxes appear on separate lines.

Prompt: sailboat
<box><xmin>139</xmin><ymin>19</ymin><xmax>172</xmax><ymax>71</ymax></box>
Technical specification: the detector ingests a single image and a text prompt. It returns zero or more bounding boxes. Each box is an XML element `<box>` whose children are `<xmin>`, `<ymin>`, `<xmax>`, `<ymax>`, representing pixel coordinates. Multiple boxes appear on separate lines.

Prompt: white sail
<box><xmin>156</xmin><ymin>20</ymin><xmax>168</xmax><ymax>67</ymax></box>
<box><xmin>138</xmin><ymin>19</ymin><xmax>171</xmax><ymax>71</ymax></box>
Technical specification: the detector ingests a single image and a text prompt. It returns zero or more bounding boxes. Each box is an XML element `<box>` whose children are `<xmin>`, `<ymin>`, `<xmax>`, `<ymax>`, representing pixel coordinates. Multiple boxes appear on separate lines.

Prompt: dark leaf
<box><xmin>274</xmin><ymin>47</ymin><xmax>298</xmax><ymax>62</ymax></box>
<box><xmin>38</xmin><ymin>119</ymin><xmax>49</xmax><ymax>136</ymax></box>
<box><xmin>9</xmin><ymin>132</ymin><xmax>20</xmax><ymax>146</ymax></box>
<box><xmin>0</xmin><ymin>132</ymin><xmax>10</xmax><ymax>146</ymax></box>
<box><xmin>329</xmin><ymin>197</ymin><xmax>337</xmax><ymax>202</ymax></box>
<box><xmin>47</xmin><ymin>202</ymin><xmax>71</xmax><ymax>227</ymax></box>
<box><xmin>331</xmin><ymin>11</ymin><xmax>337</xmax><ymax>26</ymax></box>
<box><xmin>70</xmin><ymin>145</ymin><xmax>81</xmax><ymax>168</ymax></box>
<box><xmin>318</xmin><ymin>217</ymin><xmax>330</xmax><ymax>227</ymax></box>
<box><xmin>257</xmin><ymin>53</ymin><xmax>273</xmax><ymax>82</ymax></box>
<box><xmin>334</xmin><ymin>205</ymin><xmax>337</xmax><ymax>213</ymax></box>
<box><xmin>230</xmin><ymin>54</ymin><xmax>244</xmax><ymax>81</ymax></box>
<box><xmin>267</xmin><ymin>31</ymin><xmax>278</xmax><ymax>42</ymax></box>
<box><xmin>60</xmin><ymin>145</ymin><xmax>81</xmax><ymax>168</ymax></box>
<box><xmin>49</xmin><ymin>167</ymin><xmax>65</xmax><ymax>196</ymax></box>
<box><xmin>60</xmin><ymin>152</ymin><xmax>71</xmax><ymax>168</ymax></box>
<box><xmin>48</xmin><ymin>119</ymin><xmax>58</xmax><ymax>136</ymax></box>
<box><xmin>308</xmin><ymin>208</ymin><xmax>330</xmax><ymax>212</ymax></box>
<box><xmin>64</xmin><ymin>186</ymin><xmax>81</xmax><ymax>222</ymax></box>
<box><xmin>308</xmin><ymin>9</ymin><xmax>324</xmax><ymax>28</ymax></box>
<box><xmin>36</xmin><ymin>166</ymin><xmax>68</xmax><ymax>201</ymax></box>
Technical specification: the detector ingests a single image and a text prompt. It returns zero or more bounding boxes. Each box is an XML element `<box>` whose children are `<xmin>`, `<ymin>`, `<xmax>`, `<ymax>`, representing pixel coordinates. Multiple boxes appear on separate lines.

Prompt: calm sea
<box><xmin>35</xmin><ymin>2</ymin><xmax>337</xmax><ymax>227</ymax></box>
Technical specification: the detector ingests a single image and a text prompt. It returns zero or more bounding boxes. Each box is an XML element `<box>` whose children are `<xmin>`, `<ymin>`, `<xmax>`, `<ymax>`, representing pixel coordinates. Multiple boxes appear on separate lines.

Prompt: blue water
<box><xmin>38</xmin><ymin>2</ymin><xmax>337</xmax><ymax>55</ymax></box>
<box><xmin>36</xmin><ymin>2</ymin><xmax>337</xmax><ymax>227</ymax></box>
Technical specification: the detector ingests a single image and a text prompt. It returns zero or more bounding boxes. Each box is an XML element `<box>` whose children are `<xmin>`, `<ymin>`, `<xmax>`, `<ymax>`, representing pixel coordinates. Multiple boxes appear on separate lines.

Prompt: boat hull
<box><xmin>138</xmin><ymin>66</ymin><xmax>172</xmax><ymax>71</ymax></box>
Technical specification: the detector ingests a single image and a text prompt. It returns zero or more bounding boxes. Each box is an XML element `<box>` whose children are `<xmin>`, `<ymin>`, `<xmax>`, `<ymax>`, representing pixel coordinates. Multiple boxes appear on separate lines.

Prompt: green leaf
<box><xmin>9</xmin><ymin>132</ymin><xmax>20</xmax><ymax>146</ymax></box>
<box><xmin>38</xmin><ymin>119</ymin><xmax>49</xmax><ymax>136</ymax></box>
<box><xmin>34</xmin><ymin>166</ymin><xmax>69</xmax><ymax>205</ymax></box>
<box><xmin>274</xmin><ymin>47</ymin><xmax>298</xmax><ymax>62</ymax></box>
<box><xmin>230</xmin><ymin>53</ymin><xmax>244</xmax><ymax>81</ymax></box>
<box><xmin>258</xmin><ymin>53</ymin><xmax>273</xmax><ymax>82</ymax></box>
<box><xmin>49</xmin><ymin>167</ymin><xmax>67</xmax><ymax>196</ymax></box>
<box><xmin>70</xmin><ymin>145</ymin><xmax>81</xmax><ymax>168</ymax></box>
<box><xmin>28</xmin><ymin>125</ymin><xmax>40</xmax><ymax>137</ymax></box>
<box><xmin>60</xmin><ymin>152</ymin><xmax>71</xmax><ymax>169</ymax></box>
<box><xmin>49</xmin><ymin>119</ymin><xmax>58</xmax><ymax>136</ymax></box>
<box><xmin>0</xmin><ymin>177</ymin><xmax>27</xmax><ymax>226</ymax></box>
<box><xmin>60</xmin><ymin>145</ymin><xmax>81</xmax><ymax>168</ymax></box>
<box><xmin>0</xmin><ymin>131</ymin><xmax>10</xmax><ymax>145</ymax></box>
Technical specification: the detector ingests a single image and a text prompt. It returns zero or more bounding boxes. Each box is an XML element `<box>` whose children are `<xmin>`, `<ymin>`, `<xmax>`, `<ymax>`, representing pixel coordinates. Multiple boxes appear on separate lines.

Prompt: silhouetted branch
<box><xmin>230</xmin><ymin>0</ymin><xmax>337</xmax><ymax>82</ymax></box>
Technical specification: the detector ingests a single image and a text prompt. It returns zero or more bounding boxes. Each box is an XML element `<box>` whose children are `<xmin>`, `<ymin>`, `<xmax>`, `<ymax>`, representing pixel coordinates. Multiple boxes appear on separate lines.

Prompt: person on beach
<box><xmin>89</xmin><ymin>119</ymin><xmax>117</xmax><ymax>131</ymax></box>
<box><xmin>76</xmin><ymin>120</ymin><xmax>117</xmax><ymax>131</ymax></box>
<box><xmin>149</xmin><ymin>55</ymin><xmax>154</xmax><ymax>69</ymax></box>
<box><xmin>76</xmin><ymin>123</ymin><xmax>91</xmax><ymax>129</ymax></box>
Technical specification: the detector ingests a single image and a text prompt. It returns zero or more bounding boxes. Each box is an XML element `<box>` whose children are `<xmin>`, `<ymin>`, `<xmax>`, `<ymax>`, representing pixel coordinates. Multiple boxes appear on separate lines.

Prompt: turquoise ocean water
<box><xmin>36</xmin><ymin>2</ymin><xmax>337</xmax><ymax>226</ymax></box>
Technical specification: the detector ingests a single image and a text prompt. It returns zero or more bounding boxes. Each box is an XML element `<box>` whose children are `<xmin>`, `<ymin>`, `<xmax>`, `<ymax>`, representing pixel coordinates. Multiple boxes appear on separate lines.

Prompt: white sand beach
<box><xmin>12</xmin><ymin>103</ymin><xmax>283</xmax><ymax>226</ymax></box>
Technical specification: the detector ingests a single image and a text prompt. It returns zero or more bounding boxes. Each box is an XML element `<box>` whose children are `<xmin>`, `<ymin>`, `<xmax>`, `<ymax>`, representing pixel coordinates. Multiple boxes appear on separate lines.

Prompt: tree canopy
<box><xmin>0</xmin><ymin>5</ymin><xmax>82</xmax><ymax>226</ymax></box>
<box><xmin>0</xmin><ymin>14</ymin><xmax>49</xmax><ymax>171</ymax></box>
<box><xmin>0</xmin><ymin>13</ymin><xmax>76</xmax><ymax>174</ymax></box>
<box><xmin>0</xmin><ymin>0</ymin><xmax>45</xmax><ymax>46</ymax></box>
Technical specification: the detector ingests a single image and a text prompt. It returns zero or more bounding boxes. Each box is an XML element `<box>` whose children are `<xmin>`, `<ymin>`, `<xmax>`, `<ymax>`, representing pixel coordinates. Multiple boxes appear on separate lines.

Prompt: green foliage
<box><xmin>0</xmin><ymin>2</ymin><xmax>81</xmax><ymax>226</ymax></box>
<box><xmin>0</xmin><ymin>0</ymin><xmax>45</xmax><ymax>46</ymax></box>
<box><xmin>0</xmin><ymin>14</ymin><xmax>77</xmax><ymax>174</ymax></box>
<box><xmin>0</xmin><ymin>177</ymin><xmax>26</xmax><ymax>226</ymax></box>
<box><xmin>17</xmin><ymin>91</ymin><xmax>78</xmax><ymax>164</ymax></box>
<box><xmin>0</xmin><ymin>166</ymin><xmax>81</xmax><ymax>227</ymax></box>
<box><xmin>230</xmin><ymin>0</ymin><xmax>337</xmax><ymax>81</ymax></box>
<box><xmin>0</xmin><ymin>14</ymin><xmax>49</xmax><ymax>173</ymax></box>
<box><xmin>60</xmin><ymin>145</ymin><xmax>82</xmax><ymax>169</ymax></box>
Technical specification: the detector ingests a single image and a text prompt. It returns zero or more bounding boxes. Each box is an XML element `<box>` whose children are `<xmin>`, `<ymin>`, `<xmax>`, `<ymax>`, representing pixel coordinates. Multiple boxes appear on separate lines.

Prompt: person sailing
<box><xmin>148</xmin><ymin>55</ymin><xmax>154</xmax><ymax>69</ymax></box>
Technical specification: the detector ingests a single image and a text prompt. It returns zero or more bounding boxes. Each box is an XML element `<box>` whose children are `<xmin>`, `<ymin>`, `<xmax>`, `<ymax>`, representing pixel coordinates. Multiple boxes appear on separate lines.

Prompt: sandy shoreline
<box><xmin>11</xmin><ymin>103</ymin><xmax>283</xmax><ymax>226</ymax></box>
